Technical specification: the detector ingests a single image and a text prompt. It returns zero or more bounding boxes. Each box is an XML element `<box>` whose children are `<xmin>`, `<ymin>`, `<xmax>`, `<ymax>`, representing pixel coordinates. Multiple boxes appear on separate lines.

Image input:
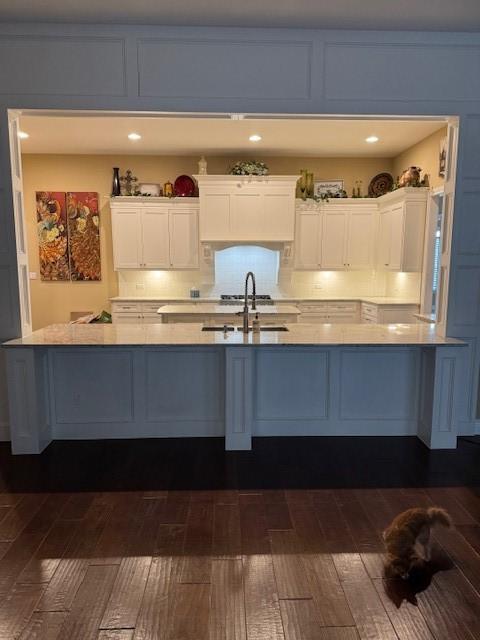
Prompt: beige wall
<box><xmin>392</xmin><ymin>126</ymin><xmax>447</xmax><ymax>190</ymax></box>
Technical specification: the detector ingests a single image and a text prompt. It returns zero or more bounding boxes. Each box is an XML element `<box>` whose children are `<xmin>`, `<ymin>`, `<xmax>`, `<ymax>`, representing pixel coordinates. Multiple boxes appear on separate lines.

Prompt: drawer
<box><xmin>112</xmin><ymin>302</ymin><xmax>142</xmax><ymax>312</ymax></box>
<box><xmin>299</xmin><ymin>303</ymin><xmax>329</xmax><ymax>313</ymax></box>
<box><xmin>328</xmin><ymin>302</ymin><xmax>358</xmax><ymax>313</ymax></box>
<box><xmin>112</xmin><ymin>312</ymin><xmax>143</xmax><ymax>324</ymax></box>
<box><xmin>142</xmin><ymin>314</ymin><xmax>164</xmax><ymax>324</ymax></box>
<box><xmin>361</xmin><ymin>316</ymin><xmax>377</xmax><ymax>324</ymax></box>
<box><xmin>142</xmin><ymin>302</ymin><xmax>164</xmax><ymax>313</ymax></box>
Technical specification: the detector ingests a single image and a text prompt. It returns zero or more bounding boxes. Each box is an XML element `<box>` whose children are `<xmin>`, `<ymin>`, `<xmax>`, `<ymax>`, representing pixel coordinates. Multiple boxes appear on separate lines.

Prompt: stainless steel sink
<box><xmin>201</xmin><ymin>325</ymin><xmax>235</xmax><ymax>332</ymax></box>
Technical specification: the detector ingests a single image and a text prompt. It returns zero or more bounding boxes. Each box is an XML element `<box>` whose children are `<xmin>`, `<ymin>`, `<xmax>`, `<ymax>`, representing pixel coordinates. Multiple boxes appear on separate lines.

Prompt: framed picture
<box><xmin>314</xmin><ymin>179</ymin><xmax>344</xmax><ymax>197</ymax></box>
<box><xmin>439</xmin><ymin>136</ymin><xmax>447</xmax><ymax>178</ymax></box>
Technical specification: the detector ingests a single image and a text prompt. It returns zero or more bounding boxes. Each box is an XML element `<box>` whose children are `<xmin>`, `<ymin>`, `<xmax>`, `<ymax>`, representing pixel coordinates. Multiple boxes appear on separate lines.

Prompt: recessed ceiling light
<box><xmin>365</xmin><ymin>135</ymin><xmax>379</xmax><ymax>143</ymax></box>
<box><xmin>128</xmin><ymin>132</ymin><xmax>141</xmax><ymax>141</ymax></box>
<box><xmin>18</xmin><ymin>131</ymin><xmax>29</xmax><ymax>139</ymax></box>
<box><xmin>249</xmin><ymin>134</ymin><xmax>262</xmax><ymax>142</ymax></box>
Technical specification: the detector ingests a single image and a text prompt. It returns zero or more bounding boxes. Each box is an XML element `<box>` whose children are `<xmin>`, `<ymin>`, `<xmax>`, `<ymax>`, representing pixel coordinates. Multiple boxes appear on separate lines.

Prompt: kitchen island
<box><xmin>3</xmin><ymin>323</ymin><xmax>466</xmax><ymax>454</ymax></box>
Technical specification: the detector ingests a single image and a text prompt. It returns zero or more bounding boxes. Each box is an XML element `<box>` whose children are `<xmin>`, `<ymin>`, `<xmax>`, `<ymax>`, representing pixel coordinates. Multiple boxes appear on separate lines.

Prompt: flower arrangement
<box><xmin>229</xmin><ymin>160</ymin><xmax>269</xmax><ymax>176</ymax></box>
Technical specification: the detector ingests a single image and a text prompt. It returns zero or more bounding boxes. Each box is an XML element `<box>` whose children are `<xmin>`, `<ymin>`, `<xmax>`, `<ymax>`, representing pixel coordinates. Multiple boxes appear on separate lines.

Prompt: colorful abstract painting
<box><xmin>66</xmin><ymin>192</ymin><xmax>101</xmax><ymax>281</ymax></box>
<box><xmin>36</xmin><ymin>191</ymin><xmax>70</xmax><ymax>281</ymax></box>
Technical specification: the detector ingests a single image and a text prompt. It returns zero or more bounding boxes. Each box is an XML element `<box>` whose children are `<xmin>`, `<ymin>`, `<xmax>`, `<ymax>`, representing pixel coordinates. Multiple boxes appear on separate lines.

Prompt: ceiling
<box><xmin>18</xmin><ymin>115</ymin><xmax>446</xmax><ymax>158</ymax></box>
<box><xmin>1</xmin><ymin>0</ymin><xmax>480</xmax><ymax>31</ymax></box>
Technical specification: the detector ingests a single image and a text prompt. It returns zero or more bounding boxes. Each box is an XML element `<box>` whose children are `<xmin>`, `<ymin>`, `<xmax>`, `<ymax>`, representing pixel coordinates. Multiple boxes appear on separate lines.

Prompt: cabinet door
<box><xmin>169</xmin><ymin>208</ymin><xmax>199</xmax><ymax>269</ymax></box>
<box><xmin>263</xmin><ymin>191</ymin><xmax>295</xmax><ymax>240</ymax></box>
<box><xmin>346</xmin><ymin>209</ymin><xmax>375</xmax><ymax>269</ymax></box>
<box><xmin>230</xmin><ymin>191</ymin><xmax>263</xmax><ymax>240</ymax></box>
<box><xmin>321</xmin><ymin>209</ymin><xmax>347</xmax><ymax>269</ymax></box>
<box><xmin>295</xmin><ymin>209</ymin><xmax>321</xmax><ymax>269</ymax></box>
<box><xmin>377</xmin><ymin>209</ymin><xmax>391</xmax><ymax>269</ymax></box>
<box><xmin>141</xmin><ymin>207</ymin><xmax>170</xmax><ymax>268</ymax></box>
<box><xmin>111</xmin><ymin>207</ymin><xmax>142</xmax><ymax>269</ymax></box>
<box><xmin>388</xmin><ymin>204</ymin><xmax>405</xmax><ymax>270</ymax></box>
<box><xmin>199</xmin><ymin>191</ymin><xmax>230</xmax><ymax>240</ymax></box>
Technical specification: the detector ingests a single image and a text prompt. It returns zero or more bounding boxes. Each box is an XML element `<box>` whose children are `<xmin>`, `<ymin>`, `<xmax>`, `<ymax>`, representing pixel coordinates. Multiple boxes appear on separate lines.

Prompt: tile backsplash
<box><xmin>117</xmin><ymin>245</ymin><xmax>421</xmax><ymax>299</ymax></box>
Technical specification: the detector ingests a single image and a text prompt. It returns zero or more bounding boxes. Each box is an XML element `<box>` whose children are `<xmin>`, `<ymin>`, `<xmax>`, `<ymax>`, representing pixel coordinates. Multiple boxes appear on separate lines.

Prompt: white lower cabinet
<box><xmin>298</xmin><ymin>301</ymin><xmax>360</xmax><ymax>323</ymax></box>
<box><xmin>111</xmin><ymin>300</ymin><xmax>191</xmax><ymax>324</ymax></box>
<box><xmin>111</xmin><ymin>198</ymin><xmax>199</xmax><ymax>270</ymax></box>
<box><xmin>361</xmin><ymin>302</ymin><xmax>420</xmax><ymax>323</ymax></box>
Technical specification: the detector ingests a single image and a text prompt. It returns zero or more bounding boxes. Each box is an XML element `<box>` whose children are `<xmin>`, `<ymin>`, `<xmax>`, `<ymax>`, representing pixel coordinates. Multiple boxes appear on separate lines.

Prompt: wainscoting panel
<box><xmin>339</xmin><ymin>348</ymin><xmax>418</xmax><ymax>420</ymax></box>
<box><xmin>324</xmin><ymin>42</ymin><xmax>480</xmax><ymax>102</ymax></box>
<box><xmin>0</xmin><ymin>35</ymin><xmax>127</xmax><ymax>96</ymax></box>
<box><xmin>137</xmin><ymin>38</ymin><xmax>312</xmax><ymax>99</ymax></box>
<box><xmin>51</xmin><ymin>349</ymin><xmax>134</xmax><ymax>424</ymax></box>
<box><xmin>451</xmin><ymin>266</ymin><xmax>480</xmax><ymax>328</ymax></box>
<box><xmin>254</xmin><ymin>348</ymin><xmax>329</xmax><ymax>420</ymax></box>
<box><xmin>145</xmin><ymin>348</ymin><xmax>223</xmax><ymax>421</ymax></box>
<box><xmin>456</xmin><ymin>191</ymin><xmax>480</xmax><ymax>256</ymax></box>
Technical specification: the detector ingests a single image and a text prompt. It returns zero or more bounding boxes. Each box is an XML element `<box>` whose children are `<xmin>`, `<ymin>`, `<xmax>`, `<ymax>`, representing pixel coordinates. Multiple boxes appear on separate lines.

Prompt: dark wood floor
<box><xmin>0</xmin><ymin>436</ymin><xmax>479</xmax><ymax>639</ymax></box>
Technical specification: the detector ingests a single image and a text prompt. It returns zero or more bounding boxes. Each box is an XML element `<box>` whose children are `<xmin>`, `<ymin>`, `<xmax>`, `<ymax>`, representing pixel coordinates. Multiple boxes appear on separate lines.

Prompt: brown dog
<box><xmin>383</xmin><ymin>507</ymin><xmax>451</xmax><ymax>579</ymax></box>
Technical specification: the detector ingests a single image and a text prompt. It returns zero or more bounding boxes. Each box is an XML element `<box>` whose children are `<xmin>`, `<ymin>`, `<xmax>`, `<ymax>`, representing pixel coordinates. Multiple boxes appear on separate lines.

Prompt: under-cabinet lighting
<box><xmin>249</xmin><ymin>134</ymin><xmax>262</xmax><ymax>142</ymax></box>
<box><xmin>365</xmin><ymin>135</ymin><xmax>379</xmax><ymax>143</ymax></box>
<box><xmin>18</xmin><ymin>131</ymin><xmax>29</xmax><ymax>139</ymax></box>
<box><xmin>128</xmin><ymin>132</ymin><xmax>142</xmax><ymax>141</ymax></box>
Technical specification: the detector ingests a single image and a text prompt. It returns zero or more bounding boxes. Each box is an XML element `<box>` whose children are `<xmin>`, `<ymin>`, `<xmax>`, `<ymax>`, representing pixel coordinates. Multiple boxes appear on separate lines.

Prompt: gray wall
<box><xmin>1</xmin><ymin>23</ymin><xmax>480</xmax><ymax>438</ymax></box>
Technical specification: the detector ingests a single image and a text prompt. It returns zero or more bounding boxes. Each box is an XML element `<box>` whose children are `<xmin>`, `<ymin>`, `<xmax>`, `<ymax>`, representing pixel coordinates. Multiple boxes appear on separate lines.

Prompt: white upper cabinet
<box><xmin>295</xmin><ymin>200</ymin><xmax>376</xmax><ymax>270</ymax></box>
<box><xmin>376</xmin><ymin>188</ymin><xmax>428</xmax><ymax>272</ymax></box>
<box><xmin>111</xmin><ymin>206</ymin><xmax>143</xmax><ymax>270</ymax></box>
<box><xmin>196</xmin><ymin>175</ymin><xmax>298</xmax><ymax>242</ymax></box>
<box><xmin>169</xmin><ymin>207</ymin><xmax>199</xmax><ymax>268</ymax></box>
<box><xmin>141</xmin><ymin>206</ymin><xmax>170</xmax><ymax>268</ymax></box>
<box><xmin>110</xmin><ymin>198</ymin><xmax>199</xmax><ymax>270</ymax></box>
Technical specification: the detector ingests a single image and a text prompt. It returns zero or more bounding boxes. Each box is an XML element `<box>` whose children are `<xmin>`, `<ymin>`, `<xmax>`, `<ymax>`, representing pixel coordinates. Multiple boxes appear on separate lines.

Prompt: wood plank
<box><xmin>36</xmin><ymin>502</ymin><xmax>110</xmax><ymax>612</ymax></box>
<box><xmin>0</xmin><ymin>542</ymin><xmax>10</xmax><ymax>560</ymax></box>
<box><xmin>446</xmin><ymin>487</ymin><xmax>480</xmax><ymax>524</ymax></box>
<box><xmin>434</xmin><ymin>568</ymin><xmax>480</xmax><ymax>638</ymax></box>
<box><xmin>91</xmin><ymin>493</ymin><xmax>142</xmax><ymax>565</ymax></box>
<box><xmin>243</xmin><ymin>554</ymin><xmax>284</xmax><ymax>640</ymax></box>
<box><xmin>209</xmin><ymin>559</ymin><xmax>246</xmax><ymax>640</ymax></box>
<box><xmin>179</xmin><ymin>502</ymin><xmax>213</xmax><ymax>584</ymax></box>
<box><xmin>98</xmin><ymin>632</ymin><xmax>134</xmax><ymax>640</ymax></box>
<box><xmin>425</xmin><ymin>488</ymin><xmax>476</xmax><ymax>526</ymax></box>
<box><xmin>288</xmin><ymin>497</ymin><xmax>354</xmax><ymax>627</ymax></box>
<box><xmin>311</xmin><ymin>494</ymin><xmax>355</xmax><ymax>554</ymax></box>
<box><xmin>17</xmin><ymin>520</ymin><xmax>77</xmax><ymax>584</ymax></box>
<box><xmin>0</xmin><ymin>583</ymin><xmax>44</xmax><ymax>640</ymax></box>
<box><xmin>56</xmin><ymin>565</ymin><xmax>118</xmax><ymax>640</ymax></box>
<box><xmin>18</xmin><ymin>612</ymin><xmax>67</xmax><ymax>640</ymax></box>
<box><xmin>0</xmin><ymin>495</ymin><xmax>48</xmax><ymax>542</ymax></box>
<box><xmin>212</xmin><ymin>504</ymin><xmax>241</xmax><ymax>560</ymax></box>
<box><xmin>333</xmin><ymin>554</ymin><xmax>397</xmax><ymax>640</ymax></box>
<box><xmin>457</xmin><ymin>524</ymin><xmax>480</xmax><ymax>554</ymax></box>
<box><xmin>280</xmin><ymin>600</ymin><xmax>359</xmax><ymax>640</ymax></box>
<box><xmin>434</xmin><ymin>524</ymin><xmax>480</xmax><ymax>594</ymax></box>
<box><xmin>415</xmin><ymin>570</ymin><xmax>477</xmax><ymax>640</ymax></box>
<box><xmin>269</xmin><ymin>530</ymin><xmax>311</xmax><ymax>599</ymax></box>
<box><xmin>133</xmin><ymin>525</ymin><xmax>184</xmax><ymax>640</ymax></box>
<box><xmin>372</xmin><ymin>578</ymin><xmax>434</xmax><ymax>640</ymax></box>
<box><xmin>0</xmin><ymin>531</ymin><xmax>46</xmax><ymax>597</ymax></box>
<box><xmin>240</xmin><ymin>503</ymin><xmax>270</xmax><ymax>555</ymax></box>
<box><xmin>168</xmin><ymin>583</ymin><xmax>210</xmax><ymax>640</ymax></box>
<box><xmin>265</xmin><ymin>503</ymin><xmax>293</xmax><ymax>531</ymax></box>
<box><xmin>60</xmin><ymin>494</ymin><xmax>95</xmax><ymax>520</ymax></box>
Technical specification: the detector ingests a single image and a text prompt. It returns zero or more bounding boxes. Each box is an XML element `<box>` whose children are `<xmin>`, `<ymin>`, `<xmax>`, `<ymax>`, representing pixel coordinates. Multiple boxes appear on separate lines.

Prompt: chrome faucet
<box><xmin>237</xmin><ymin>271</ymin><xmax>256</xmax><ymax>333</ymax></box>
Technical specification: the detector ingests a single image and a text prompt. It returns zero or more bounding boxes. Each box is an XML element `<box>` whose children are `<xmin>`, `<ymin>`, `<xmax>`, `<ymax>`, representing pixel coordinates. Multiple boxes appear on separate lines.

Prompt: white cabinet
<box><xmin>298</xmin><ymin>301</ymin><xmax>360</xmax><ymax>323</ymax></box>
<box><xmin>295</xmin><ymin>200</ymin><xmax>376</xmax><ymax>270</ymax></box>
<box><xmin>376</xmin><ymin>188</ymin><xmax>428</xmax><ymax>272</ymax></box>
<box><xmin>361</xmin><ymin>302</ymin><xmax>420</xmax><ymax>323</ymax></box>
<box><xmin>111</xmin><ymin>300</ymin><xmax>192</xmax><ymax>324</ymax></box>
<box><xmin>111</xmin><ymin>198</ymin><xmax>199</xmax><ymax>270</ymax></box>
<box><xmin>196</xmin><ymin>175</ymin><xmax>298</xmax><ymax>242</ymax></box>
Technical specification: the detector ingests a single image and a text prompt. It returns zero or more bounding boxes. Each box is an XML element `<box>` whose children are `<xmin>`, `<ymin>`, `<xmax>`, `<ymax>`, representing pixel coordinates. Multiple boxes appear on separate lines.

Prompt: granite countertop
<box><xmin>3</xmin><ymin>323</ymin><xmax>464</xmax><ymax>348</ymax></box>
<box><xmin>111</xmin><ymin>296</ymin><xmax>420</xmax><ymax>306</ymax></box>
<box><xmin>157</xmin><ymin>304</ymin><xmax>301</xmax><ymax>315</ymax></box>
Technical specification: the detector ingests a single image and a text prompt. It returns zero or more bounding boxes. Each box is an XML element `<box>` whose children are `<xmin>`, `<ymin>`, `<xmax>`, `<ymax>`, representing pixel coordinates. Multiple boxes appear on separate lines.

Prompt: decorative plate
<box><xmin>368</xmin><ymin>172</ymin><xmax>394</xmax><ymax>197</ymax></box>
<box><xmin>174</xmin><ymin>175</ymin><xmax>196</xmax><ymax>197</ymax></box>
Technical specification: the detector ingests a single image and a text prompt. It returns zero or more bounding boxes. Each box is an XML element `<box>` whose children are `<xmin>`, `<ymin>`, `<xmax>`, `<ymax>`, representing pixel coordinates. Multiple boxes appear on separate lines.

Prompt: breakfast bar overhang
<box><xmin>3</xmin><ymin>323</ymin><xmax>466</xmax><ymax>454</ymax></box>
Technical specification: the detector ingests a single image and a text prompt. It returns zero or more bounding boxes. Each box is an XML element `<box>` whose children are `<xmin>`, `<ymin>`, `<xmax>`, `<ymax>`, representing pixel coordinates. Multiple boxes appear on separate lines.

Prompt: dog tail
<box><xmin>427</xmin><ymin>507</ymin><xmax>452</xmax><ymax>528</ymax></box>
